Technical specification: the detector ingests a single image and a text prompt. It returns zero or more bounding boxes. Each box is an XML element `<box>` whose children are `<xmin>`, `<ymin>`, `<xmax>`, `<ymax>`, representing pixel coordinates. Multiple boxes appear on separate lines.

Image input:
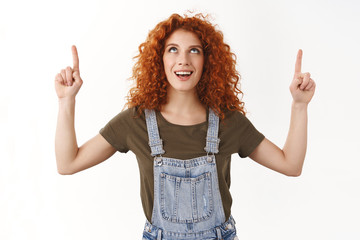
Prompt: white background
<box><xmin>1</xmin><ymin>0</ymin><xmax>359</xmax><ymax>239</ymax></box>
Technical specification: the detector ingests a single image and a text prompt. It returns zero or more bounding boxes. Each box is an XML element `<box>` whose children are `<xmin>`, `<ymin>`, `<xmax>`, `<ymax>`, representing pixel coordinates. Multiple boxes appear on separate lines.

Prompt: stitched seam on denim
<box><xmin>144</xmin><ymin>215</ymin><xmax>236</xmax><ymax>238</ymax></box>
<box><xmin>156</xmin><ymin>156</ymin><xmax>215</xmax><ymax>168</ymax></box>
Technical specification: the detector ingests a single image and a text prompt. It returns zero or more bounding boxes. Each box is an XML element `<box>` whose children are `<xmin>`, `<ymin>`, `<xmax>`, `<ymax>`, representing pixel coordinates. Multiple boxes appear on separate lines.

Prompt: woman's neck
<box><xmin>160</xmin><ymin>87</ymin><xmax>206</xmax><ymax>125</ymax></box>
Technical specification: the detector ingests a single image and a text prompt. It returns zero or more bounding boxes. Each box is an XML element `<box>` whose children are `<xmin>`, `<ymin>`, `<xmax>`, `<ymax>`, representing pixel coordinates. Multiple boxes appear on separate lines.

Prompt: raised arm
<box><xmin>55</xmin><ymin>45</ymin><xmax>116</xmax><ymax>175</ymax></box>
<box><xmin>249</xmin><ymin>49</ymin><xmax>316</xmax><ymax>176</ymax></box>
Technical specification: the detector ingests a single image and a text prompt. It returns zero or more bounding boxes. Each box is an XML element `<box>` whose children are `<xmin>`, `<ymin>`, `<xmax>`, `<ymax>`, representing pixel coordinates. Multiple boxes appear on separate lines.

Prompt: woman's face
<box><xmin>163</xmin><ymin>29</ymin><xmax>204</xmax><ymax>94</ymax></box>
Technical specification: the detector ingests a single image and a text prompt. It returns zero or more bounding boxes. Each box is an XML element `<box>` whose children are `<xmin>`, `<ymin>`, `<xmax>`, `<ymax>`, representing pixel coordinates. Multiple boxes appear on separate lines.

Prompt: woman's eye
<box><xmin>169</xmin><ymin>47</ymin><xmax>177</xmax><ymax>53</ymax></box>
<box><xmin>190</xmin><ymin>48</ymin><xmax>201</xmax><ymax>54</ymax></box>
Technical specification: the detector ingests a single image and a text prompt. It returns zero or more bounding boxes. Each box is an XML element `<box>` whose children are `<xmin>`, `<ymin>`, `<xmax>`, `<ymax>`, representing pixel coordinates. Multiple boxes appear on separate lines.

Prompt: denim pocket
<box><xmin>160</xmin><ymin>171</ymin><xmax>213</xmax><ymax>223</ymax></box>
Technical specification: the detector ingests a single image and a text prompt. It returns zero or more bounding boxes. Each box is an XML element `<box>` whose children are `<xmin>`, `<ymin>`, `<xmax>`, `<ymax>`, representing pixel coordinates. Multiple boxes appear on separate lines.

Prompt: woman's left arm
<box><xmin>249</xmin><ymin>49</ymin><xmax>316</xmax><ymax>176</ymax></box>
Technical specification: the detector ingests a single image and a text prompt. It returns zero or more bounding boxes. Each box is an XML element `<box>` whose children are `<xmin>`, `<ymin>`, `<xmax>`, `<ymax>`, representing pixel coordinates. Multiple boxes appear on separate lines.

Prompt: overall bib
<box><xmin>142</xmin><ymin>109</ymin><xmax>238</xmax><ymax>240</ymax></box>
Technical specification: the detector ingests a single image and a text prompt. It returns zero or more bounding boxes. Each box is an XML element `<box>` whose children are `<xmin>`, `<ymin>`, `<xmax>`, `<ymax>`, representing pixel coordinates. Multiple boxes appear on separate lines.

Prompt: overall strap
<box><xmin>145</xmin><ymin>109</ymin><xmax>165</xmax><ymax>156</ymax></box>
<box><xmin>204</xmin><ymin>108</ymin><xmax>220</xmax><ymax>154</ymax></box>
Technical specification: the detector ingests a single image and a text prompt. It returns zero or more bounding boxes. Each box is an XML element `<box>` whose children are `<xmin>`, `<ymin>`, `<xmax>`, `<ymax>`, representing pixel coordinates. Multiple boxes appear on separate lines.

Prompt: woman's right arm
<box><xmin>55</xmin><ymin>45</ymin><xmax>116</xmax><ymax>175</ymax></box>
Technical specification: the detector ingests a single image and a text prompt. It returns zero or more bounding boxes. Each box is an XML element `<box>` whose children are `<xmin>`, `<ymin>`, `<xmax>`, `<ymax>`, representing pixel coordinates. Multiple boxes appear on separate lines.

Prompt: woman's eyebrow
<box><xmin>189</xmin><ymin>45</ymin><xmax>203</xmax><ymax>49</ymax></box>
<box><xmin>165</xmin><ymin>43</ymin><xmax>179</xmax><ymax>48</ymax></box>
<box><xmin>165</xmin><ymin>43</ymin><xmax>202</xmax><ymax>49</ymax></box>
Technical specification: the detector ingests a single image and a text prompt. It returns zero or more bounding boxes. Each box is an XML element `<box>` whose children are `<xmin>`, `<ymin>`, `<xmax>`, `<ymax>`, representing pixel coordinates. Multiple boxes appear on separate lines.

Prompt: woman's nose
<box><xmin>177</xmin><ymin>52</ymin><xmax>190</xmax><ymax>66</ymax></box>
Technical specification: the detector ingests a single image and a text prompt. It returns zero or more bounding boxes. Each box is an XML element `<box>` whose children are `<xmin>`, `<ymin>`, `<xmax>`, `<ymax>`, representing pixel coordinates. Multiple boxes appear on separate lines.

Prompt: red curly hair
<box><xmin>126</xmin><ymin>13</ymin><xmax>246</xmax><ymax>119</ymax></box>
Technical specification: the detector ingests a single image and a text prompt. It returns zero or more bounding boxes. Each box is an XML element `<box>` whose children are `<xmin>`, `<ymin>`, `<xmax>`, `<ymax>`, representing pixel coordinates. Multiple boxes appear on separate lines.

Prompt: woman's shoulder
<box><xmin>220</xmin><ymin>108</ymin><xmax>263</xmax><ymax>141</ymax></box>
<box><xmin>106</xmin><ymin>106</ymin><xmax>145</xmax><ymax>125</ymax></box>
<box><xmin>222</xmin><ymin>108</ymin><xmax>247</xmax><ymax>123</ymax></box>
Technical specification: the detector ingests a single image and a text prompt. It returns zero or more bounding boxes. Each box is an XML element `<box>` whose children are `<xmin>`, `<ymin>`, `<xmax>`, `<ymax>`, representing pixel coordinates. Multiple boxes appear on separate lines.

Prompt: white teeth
<box><xmin>175</xmin><ymin>71</ymin><xmax>192</xmax><ymax>76</ymax></box>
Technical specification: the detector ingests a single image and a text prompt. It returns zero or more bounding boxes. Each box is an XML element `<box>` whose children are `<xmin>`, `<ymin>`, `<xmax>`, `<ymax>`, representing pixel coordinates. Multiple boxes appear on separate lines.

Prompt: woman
<box><xmin>55</xmin><ymin>13</ymin><xmax>315</xmax><ymax>240</ymax></box>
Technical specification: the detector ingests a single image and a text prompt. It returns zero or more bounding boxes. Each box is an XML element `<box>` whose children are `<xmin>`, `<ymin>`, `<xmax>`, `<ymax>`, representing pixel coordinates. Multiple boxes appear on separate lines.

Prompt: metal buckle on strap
<box><xmin>206</xmin><ymin>152</ymin><xmax>215</xmax><ymax>163</ymax></box>
<box><xmin>154</xmin><ymin>156</ymin><xmax>163</xmax><ymax>166</ymax></box>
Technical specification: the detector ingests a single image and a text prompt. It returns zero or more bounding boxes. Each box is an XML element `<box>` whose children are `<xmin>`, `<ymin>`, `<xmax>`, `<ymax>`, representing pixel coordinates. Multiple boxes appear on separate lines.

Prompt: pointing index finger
<box><xmin>72</xmin><ymin>45</ymin><xmax>80</xmax><ymax>72</ymax></box>
<box><xmin>295</xmin><ymin>49</ymin><xmax>303</xmax><ymax>74</ymax></box>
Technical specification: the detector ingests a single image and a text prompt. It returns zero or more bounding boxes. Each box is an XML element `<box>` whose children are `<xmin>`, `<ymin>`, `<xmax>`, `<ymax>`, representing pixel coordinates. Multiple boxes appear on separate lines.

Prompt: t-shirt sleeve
<box><xmin>235</xmin><ymin>112</ymin><xmax>265</xmax><ymax>158</ymax></box>
<box><xmin>99</xmin><ymin>108</ymin><xmax>133</xmax><ymax>153</ymax></box>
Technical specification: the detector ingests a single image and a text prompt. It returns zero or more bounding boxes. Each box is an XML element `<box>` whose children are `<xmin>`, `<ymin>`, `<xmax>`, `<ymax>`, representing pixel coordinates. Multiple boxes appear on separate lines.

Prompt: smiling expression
<box><xmin>163</xmin><ymin>29</ymin><xmax>204</xmax><ymax>94</ymax></box>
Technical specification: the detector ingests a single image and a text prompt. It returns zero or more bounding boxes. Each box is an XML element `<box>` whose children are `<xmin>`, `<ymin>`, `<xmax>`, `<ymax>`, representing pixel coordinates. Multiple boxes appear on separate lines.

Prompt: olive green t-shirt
<box><xmin>99</xmin><ymin>107</ymin><xmax>265</xmax><ymax>222</ymax></box>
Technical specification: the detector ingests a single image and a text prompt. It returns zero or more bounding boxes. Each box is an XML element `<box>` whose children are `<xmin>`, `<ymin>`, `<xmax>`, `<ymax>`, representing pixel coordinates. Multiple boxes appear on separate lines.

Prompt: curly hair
<box><xmin>125</xmin><ymin>13</ymin><xmax>246</xmax><ymax>119</ymax></box>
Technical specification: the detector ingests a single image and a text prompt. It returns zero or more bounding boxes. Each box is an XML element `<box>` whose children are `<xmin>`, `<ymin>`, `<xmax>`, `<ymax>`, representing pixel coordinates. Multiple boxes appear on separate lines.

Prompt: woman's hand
<box><xmin>289</xmin><ymin>49</ymin><xmax>316</xmax><ymax>105</ymax></box>
<box><xmin>55</xmin><ymin>45</ymin><xmax>83</xmax><ymax>99</ymax></box>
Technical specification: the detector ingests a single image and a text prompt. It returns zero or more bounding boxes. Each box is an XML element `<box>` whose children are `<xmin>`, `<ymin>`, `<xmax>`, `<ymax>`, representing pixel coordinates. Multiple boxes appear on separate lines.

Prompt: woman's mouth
<box><xmin>174</xmin><ymin>71</ymin><xmax>193</xmax><ymax>81</ymax></box>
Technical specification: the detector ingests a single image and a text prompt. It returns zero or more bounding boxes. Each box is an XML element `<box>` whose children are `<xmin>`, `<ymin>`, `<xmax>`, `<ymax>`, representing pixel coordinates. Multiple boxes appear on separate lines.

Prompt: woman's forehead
<box><xmin>165</xmin><ymin>29</ymin><xmax>202</xmax><ymax>46</ymax></box>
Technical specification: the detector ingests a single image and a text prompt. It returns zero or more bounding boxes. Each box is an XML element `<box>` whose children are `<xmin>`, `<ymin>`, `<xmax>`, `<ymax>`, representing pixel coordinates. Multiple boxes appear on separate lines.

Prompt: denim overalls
<box><xmin>142</xmin><ymin>109</ymin><xmax>238</xmax><ymax>240</ymax></box>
